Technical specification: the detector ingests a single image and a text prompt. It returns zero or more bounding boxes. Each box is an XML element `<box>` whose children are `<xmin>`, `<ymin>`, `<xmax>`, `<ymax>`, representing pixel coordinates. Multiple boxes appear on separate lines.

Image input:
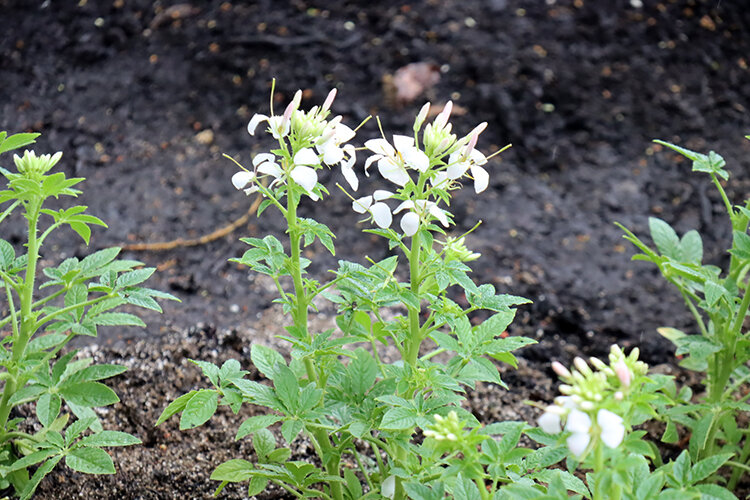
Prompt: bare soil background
<box><xmin>1</xmin><ymin>0</ymin><xmax>750</xmax><ymax>497</ymax></box>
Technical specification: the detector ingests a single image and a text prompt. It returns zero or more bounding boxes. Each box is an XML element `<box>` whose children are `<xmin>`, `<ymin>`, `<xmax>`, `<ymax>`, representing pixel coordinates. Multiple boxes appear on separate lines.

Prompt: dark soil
<box><xmin>1</xmin><ymin>0</ymin><xmax>750</xmax><ymax>498</ymax></box>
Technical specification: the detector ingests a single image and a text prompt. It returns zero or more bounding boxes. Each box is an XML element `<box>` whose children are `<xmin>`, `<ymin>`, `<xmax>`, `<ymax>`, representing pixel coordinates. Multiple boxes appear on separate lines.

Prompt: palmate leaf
<box><xmin>654</xmin><ymin>139</ymin><xmax>729</xmax><ymax>180</ymax></box>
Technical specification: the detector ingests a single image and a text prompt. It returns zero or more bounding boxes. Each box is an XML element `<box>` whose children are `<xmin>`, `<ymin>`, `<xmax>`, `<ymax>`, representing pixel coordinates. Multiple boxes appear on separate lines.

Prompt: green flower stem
<box><xmin>405</xmin><ymin>236</ymin><xmax>422</xmax><ymax>368</ymax></box>
<box><xmin>353</xmin><ymin>447</ymin><xmax>376</xmax><ymax>492</ymax></box>
<box><xmin>0</xmin><ymin>199</ymin><xmax>41</xmax><ymax>432</ymax></box>
<box><xmin>284</xmin><ymin>191</ymin><xmax>343</xmax><ymax>500</ymax></box>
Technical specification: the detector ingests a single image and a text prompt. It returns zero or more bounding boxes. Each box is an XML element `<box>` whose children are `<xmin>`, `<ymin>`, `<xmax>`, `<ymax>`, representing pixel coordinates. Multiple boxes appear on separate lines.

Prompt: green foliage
<box><xmin>0</xmin><ymin>132</ymin><xmax>177</xmax><ymax>498</ymax></box>
<box><xmin>619</xmin><ymin>138</ymin><xmax>750</xmax><ymax>491</ymax></box>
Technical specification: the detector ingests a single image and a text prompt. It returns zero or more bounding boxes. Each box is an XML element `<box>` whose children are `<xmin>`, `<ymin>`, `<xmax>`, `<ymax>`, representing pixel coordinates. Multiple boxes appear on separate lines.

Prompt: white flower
<box><xmin>232</xmin><ymin>171</ymin><xmax>254</xmax><ymax>190</ymax></box>
<box><xmin>538</xmin><ymin>411</ymin><xmax>562</xmax><ymax>434</ymax></box>
<box><xmin>565</xmin><ymin>409</ymin><xmax>591</xmax><ymax>456</ymax></box>
<box><xmin>400</xmin><ymin>212</ymin><xmax>420</xmax><ymax>236</ymax></box>
<box><xmin>394</xmin><ymin>200</ymin><xmax>450</xmax><ymax>228</ymax></box>
<box><xmin>446</xmin><ymin>132</ymin><xmax>490</xmax><ymax>193</ymax></box>
<box><xmin>247</xmin><ymin>114</ymin><xmax>290</xmax><ymax>139</ymax></box>
<box><xmin>597</xmin><ymin>409</ymin><xmax>625</xmax><ymax>449</ymax></box>
<box><xmin>364</xmin><ymin>135</ymin><xmax>429</xmax><ymax>187</ymax></box>
<box><xmin>253</xmin><ymin>153</ymin><xmax>283</xmax><ymax>178</ymax></box>
<box><xmin>290</xmin><ymin>148</ymin><xmax>320</xmax><ymax>200</ymax></box>
<box><xmin>316</xmin><ymin>120</ymin><xmax>358</xmax><ymax>190</ymax></box>
<box><xmin>351</xmin><ymin>191</ymin><xmax>395</xmax><ymax>229</ymax></box>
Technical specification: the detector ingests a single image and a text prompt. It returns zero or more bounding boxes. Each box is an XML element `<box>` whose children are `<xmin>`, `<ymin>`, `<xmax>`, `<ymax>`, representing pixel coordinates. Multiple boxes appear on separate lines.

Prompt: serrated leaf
<box><xmin>253</xmin><ymin>428</ymin><xmax>276</xmax><ymax>460</ymax></box>
<box><xmin>37</xmin><ymin>393</ymin><xmax>61</xmax><ymax>428</ymax></box>
<box><xmin>18</xmin><ymin>455</ymin><xmax>62</xmax><ymax>500</ymax></box>
<box><xmin>60</xmin><ymin>382</ymin><xmax>119</xmax><ymax>407</ymax></box>
<box><xmin>689</xmin><ymin>452</ymin><xmax>732</xmax><ymax>483</ymax></box>
<box><xmin>66</xmin><ymin>447</ymin><xmax>115</xmax><ymax>474</ymax></box>
<box><xmin>115</xmin><ymin>267</ymin><xmax>155</xmax><ymax>288</ymax></box>
<box><xmin>210</xmin><ymin>459</ymin><xmax>254</xmax><ymax>482</ymax></box>
<box><xmin>0</xmin><ymin>239</ymin><xmax>15</xmax><ymax>269</ymax></box>
<box><xmin>680</xmin><ymin>230</ymin><xmax>703</xmax><ymax>264</ymax></box>
<box><xmin>78</xmin><ymin>431</ymin><xmax>141</xmax><ymax>448</ymax></box>
<box><xmin>190</xmin><ymin>359</ymin><xmax>220</xmax><ymax>387</ymax></box>
<box><xmin>155</xmin><ymin>391</ymin><xmax>197</xmax><ymax>426</ymax></box>
<box><xmin>251</xmin><ymin>345</ymin><xmax>286</xmax><ymax>381</ymax></box>
<box><xmin>649</xmin><ymin>217</ymin><xmax>681</xmax><ymax>259</ymax></box>
<box><xmin>380</xmin><ymin>407</ymin><xmax>418</xmax><ymax>430</ymax></box>
<box><xmin>179</xmin><ymin>389</ymin><xmax>218</xmax><ymax>430</ymax></box>
<box><xmin>0</xmin><ymin>132</ymin><xmax>39</xmax><ymax>155</ymax></box>
<box><xmin>236</xmin><ymin>415</ymin><xmax>282</xmax><ymax>441</ymax></box>
<box><xmin>91</xmin><ymin>312</ymin><xmax>145</xmax><ymax>327</ymax></box>
<box><xmin>247</xmin><ymin>476</ymin><xmax>269</xmax><ymax>496</ymax></box>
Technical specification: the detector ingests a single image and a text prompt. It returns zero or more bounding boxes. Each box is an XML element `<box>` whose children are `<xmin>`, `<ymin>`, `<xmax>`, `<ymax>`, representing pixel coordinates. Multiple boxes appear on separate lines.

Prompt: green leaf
<box><xmin>649</xmin><ymin>217</ymin><xmax>681</xmax><ymax>259</ymax></box>
<box><xmin>179</xmin><ymin>389</ymin><xmax>218</xmax><ymax>430</ymax></box>
<box><xmin>680</xmin><ymin>230</ymin><xmax>703</xmax><ymax>264</ymax></box>
<box><xmin>236</xmin><ymin>415</ymin><xmax>282</xmax><ymax>441</ymax></box>
<box><xmin>78</xmin><ymin>431</ymin><xmax>141</xmax><ymax>448</ymax></box>
<box><xmin>274</xmin><ymin>364</ymin><xmax>300</xmax><ymax>414</ymax></box>
<box><xmin>253</xmin><ymin>428</ymin><xmax>276</xmax><ymax>460</ymax></box>
<box><xmin>91</xmin><ymin>312</ymin><xmax>145</xmax><ymax>327</ymax></box>
<box><xmin>18</xmin><ymin>455</ymin><xmax>62</xmax><ymax>500</ymax></box>
<box><xmin>693</xmin><ymin>484</ymin><xmax>739</xmax><ymax>500</ymax></box>
<box><xmin>453</xmin><ymin>473</ymin><xmax>481</xmax><ymax>500</ymax></box>
<box><xmin>247</xmin><ymin>476</ymin><xmax>269</xmax><ymax>496</ymax></box>
<box><xmin>380</xmin><ymin>407</ymin><xmax>418</xmax><ymax>430</ymax></box>
<box><xmin>116</xmin><ymin>267</ymin><xmax>155</xmax><ymax>288</ymax></box>
<box><xmin>79</xmin><ymin>247</ymin><xmax>121</xmax><ymax>275</ymax></box>
<box><xmin>210</xmin><ymin>459</ymin><xmax>254</xmax><ymax>482</ymax></box>
<box><xmin>37</xmin><ymin>393</ymin><xmax>61</xmax><ymax>428</ymax></box>
<box><xmin>65</xmin><ymin>447</ymin><xmax>115</xmax><ymax>474</ymax></box>
<box><xmin>0</xmin><ymin>239</ymin><xmax>15</xmax><ymax>269</ymax></box>
<box><xmin>689</xmin><ymin>453</ymin><xmax>732</xmax><ymax>483</ymax></box>
<box><xmin>251</xmin><ymin>345</ymin><xmax>287</xmax><ymax>381</ymax></box>
<box><xmin>155</xmin><ymin>391</ymin><xmax>197</xmax><ymax>426</ymax></box>
<box><xmin>69</xmin><ymin>364</ymin><xmax>127</xmax><ymax>383</ymax></box>
<box><xmin>731</xmin><ymin>231</ymin><xmax>750</xmax><ymax>260</ymax></box>
<box><xmin>654</xmin><ymin>140</ymin><xmax>729</xmax><ymax>180</ymax></box>
<box><xmin>280</xmin><ymin>419</ymin><xmax>303</xmax><ymax>445</ymax></box>
<box><xmin>0</xmin><ymin>132</ymin><xmax>40</xmax><ymax>155</ymax></box>
<box><xmin>190</xmin><ymin>359</ymin><xmax>220</xmax><ymax>387</ymax></box>
<box><xmin>9</xmin><ymin>449</ymin><xmax>59</xmax><ymax>472</ymax></box>
<box><xmin>60</xmin><ymin>382</ymin><xmax>119</xmax><ymax>407</ymax></box>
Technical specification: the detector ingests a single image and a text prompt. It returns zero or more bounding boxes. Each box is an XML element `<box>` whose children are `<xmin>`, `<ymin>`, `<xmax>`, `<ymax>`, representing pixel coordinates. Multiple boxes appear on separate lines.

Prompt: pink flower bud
<box><xmin>321</xmin><ymin>88</ymin><xmax>337</xmax><ymax>112</ymax></box>
<box><xmin>434</xmin><ymin>101</ymin><xmax>453</xmax><ymax>128</ymax></box>
<box><xmin>613</xmin><ymin>360</ymin><xmax>631</xmax><ymax>388</ymax></box>
<box><xmin>551</xmin><ymin>361</ymin><xmax>571</xmax><ymax>379</ymax></box>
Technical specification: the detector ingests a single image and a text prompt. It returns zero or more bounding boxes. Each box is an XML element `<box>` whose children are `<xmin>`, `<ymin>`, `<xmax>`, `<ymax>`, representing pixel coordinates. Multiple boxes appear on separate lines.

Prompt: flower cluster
<box><xmin>537</xmin><ymin>345</ymin><xmax>647</xmax><ymax>457</ymax></box>
<box><xmin>352</xmin><ymin>101</ymin><xmax>493</xmax><ymax>237</ymax></box>
<box><xmin>232</xmin><ymin>88</ymin><xmax>357</xmax><ymax>201</ymax></box>
<box><xmin>13</xmin><ymin>150</ymin><xmax>63</xmax><ymax>179</ymax></box>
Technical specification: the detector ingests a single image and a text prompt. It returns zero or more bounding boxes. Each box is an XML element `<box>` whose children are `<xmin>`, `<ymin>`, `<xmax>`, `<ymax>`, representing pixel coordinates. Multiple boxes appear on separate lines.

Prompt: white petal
<box><xmin>364</xmin><ymin>138</ymin><xmax>395</xmax><ymax>157</ymax></box>
<box><xmin>446</xmin><ymin>152</ymin><xmax>469</xmax><ymax>179</ymax></box>
<box><xmin>294</xmin><ymin>148</ymin><xmax>320</xmax><ymax>166</ymax></box>
<box><xmin>244</xmin><ymin>185</ymin><xmax>259</xmax><ymax>196</ymax></box>
<box><xmin>252</xmin><ymin>153</ymin><xmax>276</xmax><ymax>167</ymax></box>
<box><xmin>334</xmin><ymin>123</ymin><xmax>356</xmax><ymax>143</ymax></box>
<box><xmin>373</xmin><ymin>190</ymin><xmax>394</xmax><ymax>201</ymax></box>
<box><xmin>268</xmin><ymin>115</ymin><xmax>290</xmax><ymax>139</ymax></box>
<box><xmin>393</xmin><ymin>200</ymin><xmax>415</xmax><ymax>214</ymax></box>
<box><xmin>471</xmin><ymin>165</ymin><xmax>489</xmax><ymax>193</ymax></box>
<box><xmin>256</xmin><ymin>161</ymin><xmax>283</xmax><ymax>178</ymax></box>
<box><xmin>600</xmin><ymin>422</ymin><xmax>625</xmax><ymax>449</ymax></box>
<box><xmin>470</xmin><ymin>149</ymin><xmax>488</xmax><ymax>166</ymax></box>
<box><xmin>400</xmin><ymin>212</ymin><xmax>420</xmax><ymax>236</ymax></box>
<box><xmin>567</xmin><ymin>432</ymin><xmax>591</xmax><ymax>457</ymax></box>
<box><xmin>431</xmin><ymin>171</ymin><xmax>450</xmax><ymax>189</ymax></box>
<box><xmin>231</xmin><ymin>171</ymin><xmax>254</xmax><ymax>190</ymax></box>
<box><xmin>565</xmin><ymin>409</ymin><xmax>591</xmax><ymax>434</ymax></box>
<box><xmin>342</xmin><ymin>144</ymin><xmax>357</xmax><ymax>168</ymax></box>
<box><xmin>392</xmin><ymin>134</ymin><xmax>415</xmax><ymax>152</ymax></box>
<box><xmin>378</xmin><ymin>158</ymin><xmax>410</xmax><ymax>186</ymax></box>
<box><xmin>322</xmin><ymin>143</ymin><xmax>344</xmax><ymax>165</ymax></box>
<box><xmin>342</xmin><ymin>164</ymin><xmax>358</xmax><ymax>191</ymax></box>
<box><xmin>538</xmin><ymin>412</ymin><xmax>562</xmax><ymax>434</ymax></box>
<box><xmin>597</xmin><ymin>409</ymin><xmax>623</xmax><ymax>430</ymax></box>
<box><xmin>428</xmin><ymin>203</ymin><xmax>450</xmax><ymax>227</ymax></box>
<box><xmin>352</xmin><ymin>196</ymin><xmax>373</xmax><ymax>214</ymax></box>
<box><xmin>364</xmin><ymin>154</ymin><xmax>381</xmax><ymax>176</ymax></box>
<box><xmin>247</xmin><ymin>114</ymin><xmax>269</xmax><ymax>135</ymax></box>
<box><xmin>290</xmin><ymin>165</ymin><xmax>318</xmax><ymax>194</ymax></box>
<box><xmin>401</xmin><ymin>147</ymin><xmax>430</xmax><ymax>172</ymax></box>
<box><xmin>370</xmin><ymin>202</ymin><xmax>393</xmax><ymax>229</ymax></box>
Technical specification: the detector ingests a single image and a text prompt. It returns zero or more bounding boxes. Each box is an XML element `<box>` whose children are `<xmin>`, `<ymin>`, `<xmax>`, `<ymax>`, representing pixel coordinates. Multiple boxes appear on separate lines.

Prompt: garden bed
<box><xmin>2</xmin><ymin>0</ymin><xmax>750</xmax><ymax>497</ymax></box>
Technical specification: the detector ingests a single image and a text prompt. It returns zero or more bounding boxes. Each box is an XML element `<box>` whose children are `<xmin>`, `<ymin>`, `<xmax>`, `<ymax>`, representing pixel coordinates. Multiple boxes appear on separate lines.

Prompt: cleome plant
<box><xmin>618</xmin><ymin>138</ymin><xmax>750</xmax><ymax>492</ymax></box>
<box><xmin>0</xmin><ymin>132</ymin><xmax>176</xmax><ymax>499</ymax></box>
<box><xmin>157</xmin><ymin>85</ymin><xmax>536</xmax><ymax>499</ymax></box>
<box><xmin>157</xmin><ymin>83</ymin><xmax>747</xmax><ymax>499</ymax></box>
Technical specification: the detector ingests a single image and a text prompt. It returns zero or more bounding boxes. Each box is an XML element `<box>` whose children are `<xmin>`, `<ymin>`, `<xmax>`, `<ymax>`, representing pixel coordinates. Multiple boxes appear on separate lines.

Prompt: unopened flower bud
<box><xmin>551</xmin><ymin>361</ymin><xmax>571</xmax><ymax>379</ymax></box>
<box><xmin>415</xmin><ymin>102</ymin><xmax>430</xmax><ymax>131</ymax></box>
<box><xmin>573</xmin><ymin>357</ymin><xmax>592</xmax><ymax>376</ymax></box>
<box><xmin>434</xmin><ymin>101</ymin><xmax>453</xmax><ymax>129</ymax></box>
<box><xmin>613</xmin><ymin>360</ymin><xmax>632</xmax><ymax>388</ymax></box>
<box><xmin>321</xmin><ymin>88</ymin><xmax>337</xmax><ymax>112</ymax></box>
